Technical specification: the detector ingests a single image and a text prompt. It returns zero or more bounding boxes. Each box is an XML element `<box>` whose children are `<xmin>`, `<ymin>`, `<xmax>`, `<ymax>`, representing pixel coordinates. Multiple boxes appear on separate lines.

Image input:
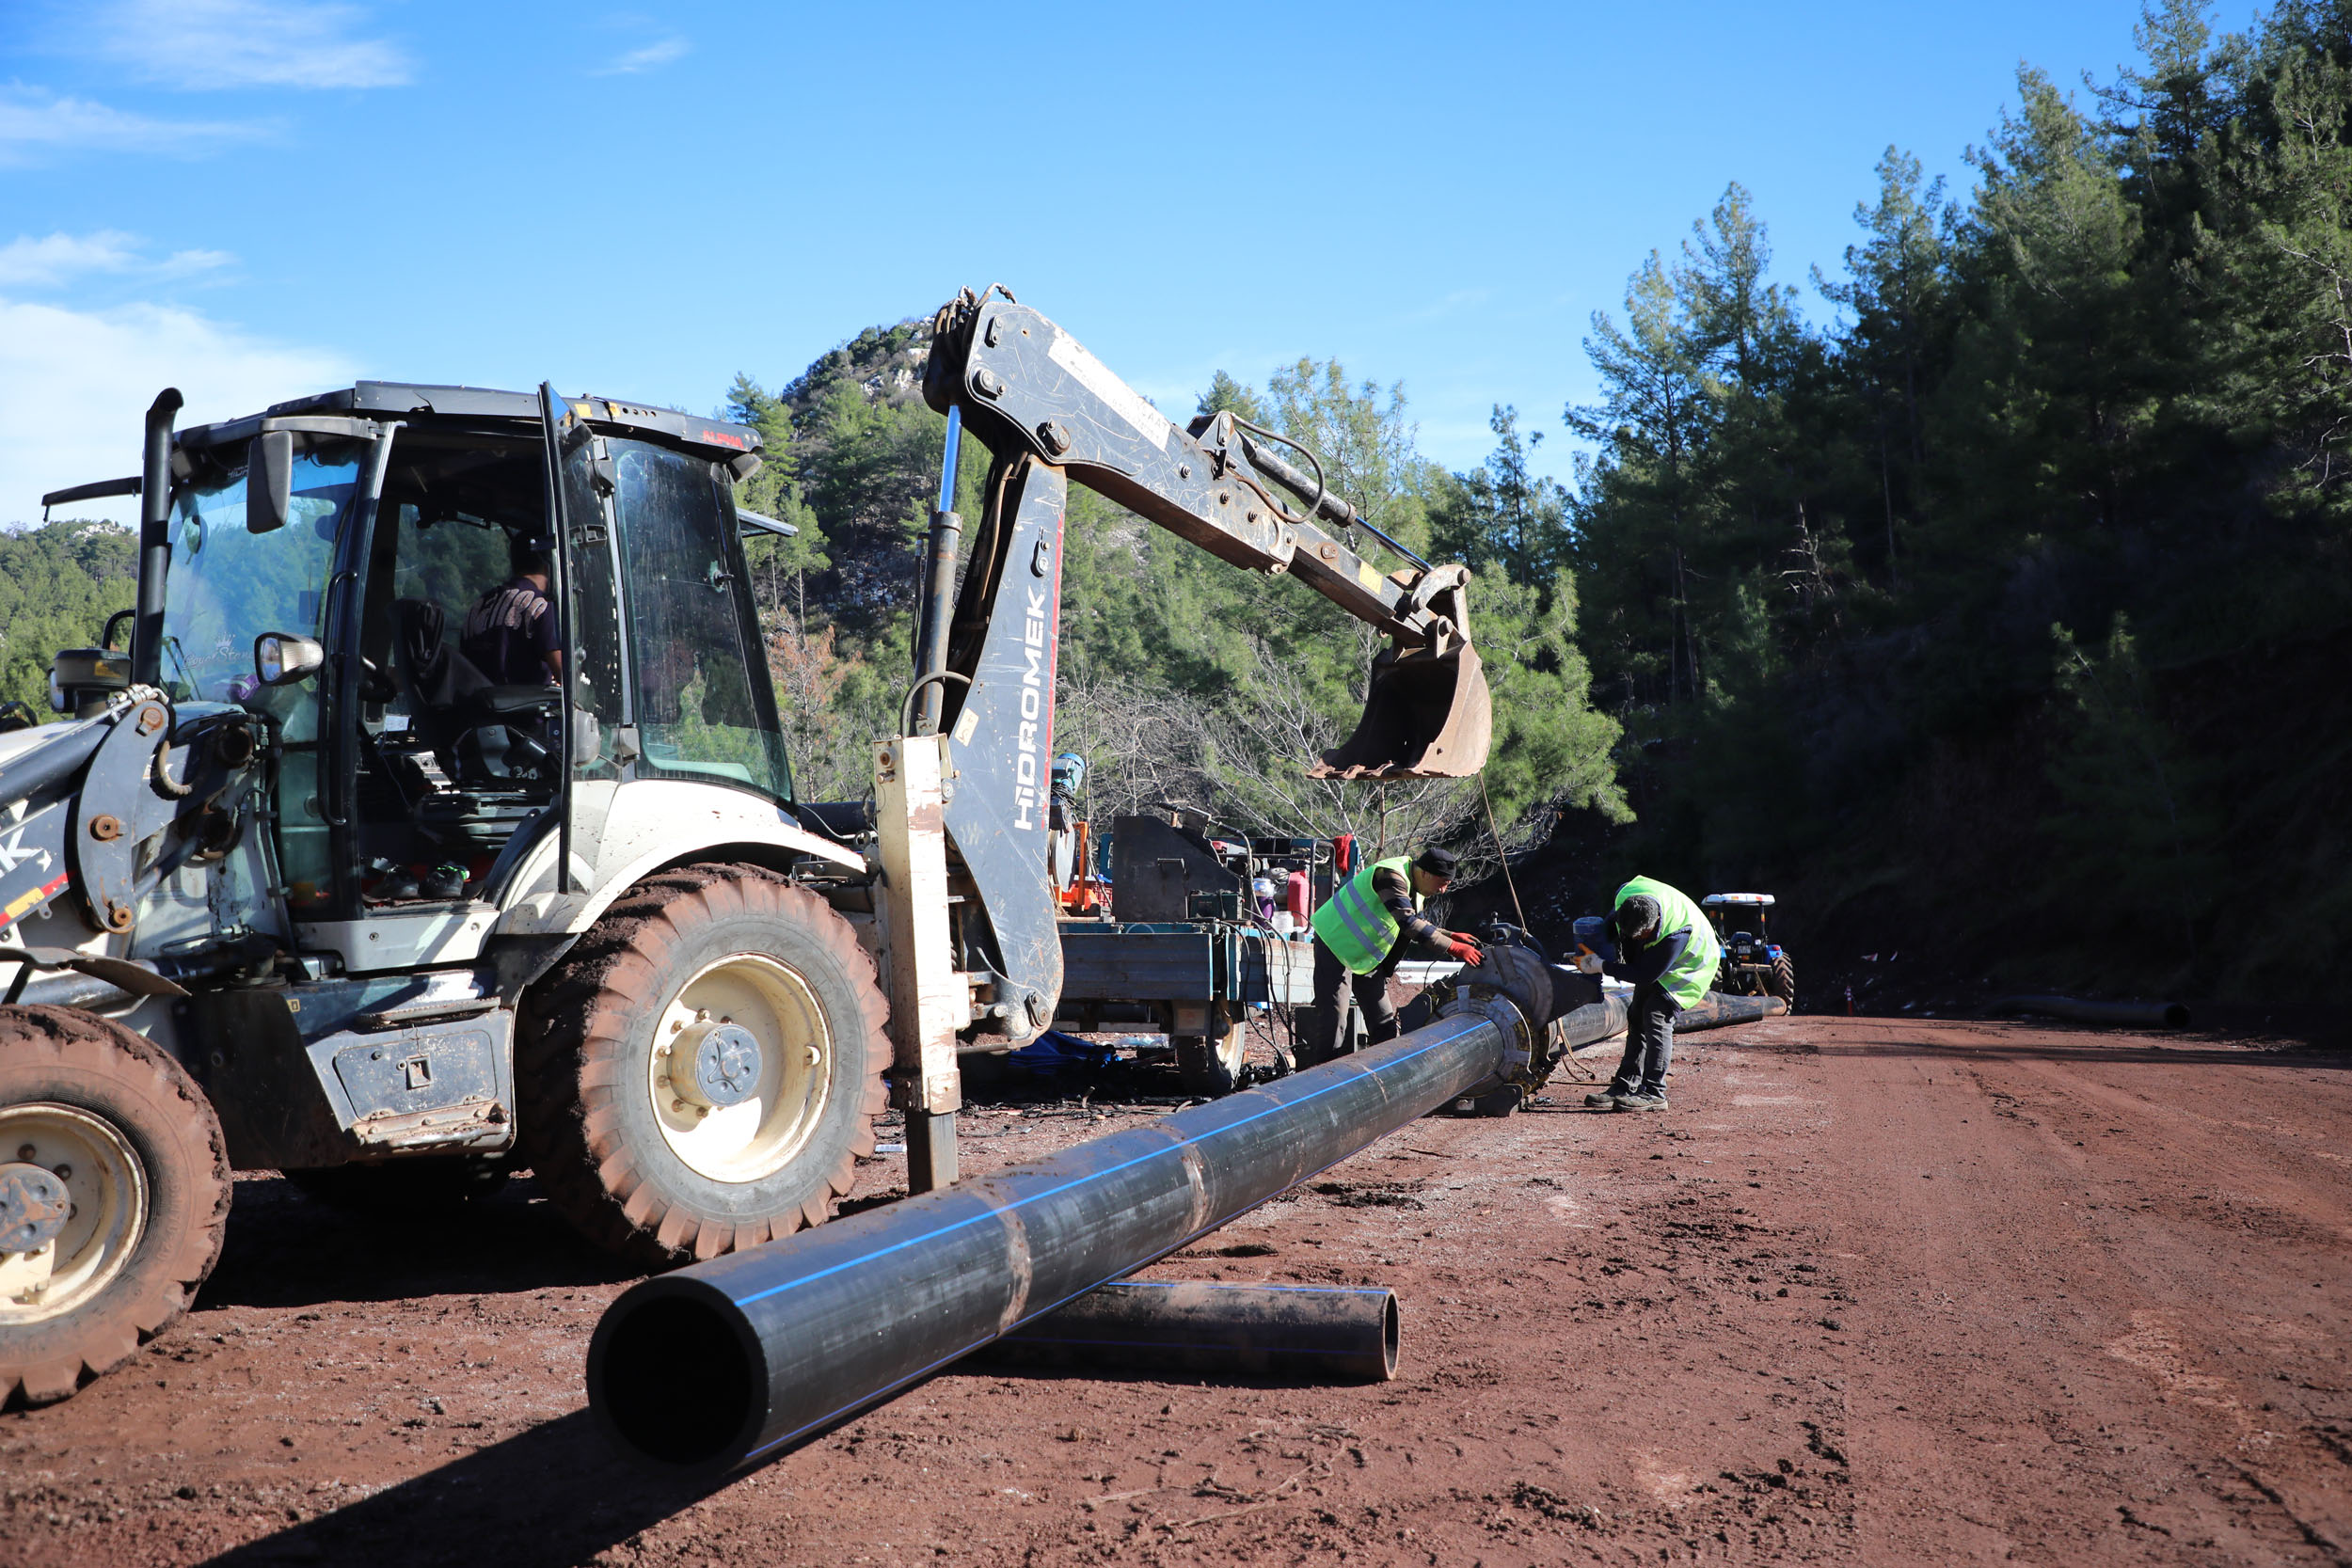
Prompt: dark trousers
<box><xmin>1607</xmin><ymin>982</ymin><xmax>1680</xmax><ymax>1098</ymax></box>
<box><xmin>1305</xmin><ymin>935</ymin><xmax>1399</xmax><ymax>1067</ymax></box>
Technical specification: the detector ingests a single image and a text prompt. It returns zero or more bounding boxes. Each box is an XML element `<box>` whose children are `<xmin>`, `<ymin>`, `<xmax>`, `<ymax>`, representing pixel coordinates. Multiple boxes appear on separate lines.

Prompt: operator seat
<box><xmin>389</xmin><ymin>597</ymin><xmax>558</xmax><ymax>786</ymax></box>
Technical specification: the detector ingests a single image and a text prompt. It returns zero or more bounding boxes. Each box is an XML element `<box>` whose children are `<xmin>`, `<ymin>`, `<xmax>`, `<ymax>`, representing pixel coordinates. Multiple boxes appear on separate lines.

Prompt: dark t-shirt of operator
<box><xmin>459</xmin><ymin>577</ymin><xmax>559</xmax><ymax>686</ymax></box>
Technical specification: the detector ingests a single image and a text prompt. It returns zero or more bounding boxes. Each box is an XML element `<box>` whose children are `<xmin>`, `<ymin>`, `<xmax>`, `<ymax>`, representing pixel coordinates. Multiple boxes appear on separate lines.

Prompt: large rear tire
<box><xmin>1769</xmin><ymin>954</ymin><xmax>1797</xmax><ymax>1008</ymax></box>
<box><xmin>518</xmin><ymin>865</ymin><xmax>890</xmax><ymax>1267</ymax></box>
<box><xmin>0</xmin><ymin>1006</ymin><xmax>229</xmax><ymax>1407</ymax></box>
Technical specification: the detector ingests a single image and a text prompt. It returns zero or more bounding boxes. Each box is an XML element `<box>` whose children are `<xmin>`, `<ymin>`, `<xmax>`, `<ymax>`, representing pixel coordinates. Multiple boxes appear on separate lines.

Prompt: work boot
<box><xmin>1613</xmin><ymin>1092</ymin><xmax>1669</xmax><ymax>1112</ymax></box>
<box><xmin>1584</xmin><ymin>1088</ymin><xmax>1627</xmax><ymax>1109</ymax></box>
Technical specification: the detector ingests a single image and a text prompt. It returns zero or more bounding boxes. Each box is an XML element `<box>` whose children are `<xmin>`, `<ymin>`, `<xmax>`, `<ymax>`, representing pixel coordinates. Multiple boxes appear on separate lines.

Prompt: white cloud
<box><xmin>87</xmin><ymin>0</ymin><xmax>413</xmax><ymax>91</ymax></box>
<box><xmin>0</xmin><ymin>231</ymin><xmax>234</xmax><ymax>289</ymax></box>
<box><xmin>0</xmin><ymin>87</ymin><xmax>267</xmax><ymax>164</ymax></box>
<box><xmin>595</xmin><ymin>37</ymin><xmax>691</xmax><ymax>75</ymax></box>
<box><xmin>0</xmin><ymin>295</ymin><xmax>357</xmax><ymax>529</ymax></box>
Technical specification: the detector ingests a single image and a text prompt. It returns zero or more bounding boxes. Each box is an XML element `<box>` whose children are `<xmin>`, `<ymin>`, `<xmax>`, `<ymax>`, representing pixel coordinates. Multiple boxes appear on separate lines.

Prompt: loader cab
<box><xmin>159</xmin><ymin>385</ymin><xmax>784</xmax><ymax>958</ymax></box>
<box><xmin>1700</xmin><ymin>893</ymin><xmax>1775</xmax><ymax>955</ymax></box>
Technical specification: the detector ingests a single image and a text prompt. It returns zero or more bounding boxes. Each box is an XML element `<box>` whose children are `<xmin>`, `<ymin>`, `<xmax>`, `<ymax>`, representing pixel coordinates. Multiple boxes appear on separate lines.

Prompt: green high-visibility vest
<box><xmin>1311</xmin><ymin>856</ymin><xmax>1421</xmax><ymax>974</ymax></box>
<box><xmin>1615</xmin><ymin>875</ymin><xmax>1719</xmax><ymax>1008</ymax></box>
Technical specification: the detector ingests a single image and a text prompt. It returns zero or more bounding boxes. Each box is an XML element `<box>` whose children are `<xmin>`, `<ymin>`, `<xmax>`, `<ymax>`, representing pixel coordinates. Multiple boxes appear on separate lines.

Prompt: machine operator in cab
<box><xmin>1581</xmin><ymin>875</ymin><xmax>1719</xmax><ymax>1112</ymax></box>
<box><xmin>1303</xmin><ymin>846</ymin><xmax>1485</xmax><ymax>1068</ymax></box>
<box><xmin>460</xmin><ymin>537</ymin><xmax>564</xmax><ymax>687</ymax></box>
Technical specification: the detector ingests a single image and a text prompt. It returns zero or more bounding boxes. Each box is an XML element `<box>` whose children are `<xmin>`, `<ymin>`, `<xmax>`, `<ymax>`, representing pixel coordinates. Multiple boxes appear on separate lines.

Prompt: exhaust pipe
<box><xmin>587</xmin><ymin>1004</ymin><xmax>1529</xmax><ymax>1475</ymax></box>
<box><xmin>133</xmin><ymin>388</ymin><xmax>183</xmax><ymax>689</ymax></box>
<box><xmin>977</xmin><ymin>1281</ymin><xmax>1400</xmax><ymax>1381</ymax></box>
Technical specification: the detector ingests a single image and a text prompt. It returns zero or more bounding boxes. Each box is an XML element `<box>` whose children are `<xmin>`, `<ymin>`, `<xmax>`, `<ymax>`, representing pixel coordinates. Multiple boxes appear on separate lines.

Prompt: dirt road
<box><xmin>3</xmin><ymin>1016</ymin><xmax>2346</xmax><ymax>1567</ymax></box>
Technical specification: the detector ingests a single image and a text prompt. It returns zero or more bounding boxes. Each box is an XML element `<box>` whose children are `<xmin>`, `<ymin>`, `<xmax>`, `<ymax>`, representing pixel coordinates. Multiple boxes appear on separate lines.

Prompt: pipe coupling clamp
<box><xmin>1437</xmin><ymin>990</ymin><xmax>1539</xmax><ymax>1086</ymax></box>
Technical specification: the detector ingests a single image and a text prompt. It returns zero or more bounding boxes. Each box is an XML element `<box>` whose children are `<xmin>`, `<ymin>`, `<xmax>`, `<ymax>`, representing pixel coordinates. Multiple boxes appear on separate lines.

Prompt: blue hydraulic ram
<box><xmin>586</xmin><ymin>969</ymin><xmax>1557</xmax><ymax>1475</ymax></box>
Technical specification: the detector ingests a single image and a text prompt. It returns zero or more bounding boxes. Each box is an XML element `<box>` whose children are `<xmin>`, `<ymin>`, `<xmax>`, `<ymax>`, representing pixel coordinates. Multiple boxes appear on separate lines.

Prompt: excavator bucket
<box><xmin>1311</xmin><ymin>639</ymin><xmax>1492</xmax><ymax>780</ymax></box>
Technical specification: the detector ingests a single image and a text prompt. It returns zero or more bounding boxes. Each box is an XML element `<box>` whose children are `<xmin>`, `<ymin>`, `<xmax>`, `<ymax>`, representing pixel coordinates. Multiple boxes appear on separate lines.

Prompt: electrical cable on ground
<box><xmin>1476</xmin><ymin>770</ymin><xmax>1599</xmax><ymax>1085</ymax></box>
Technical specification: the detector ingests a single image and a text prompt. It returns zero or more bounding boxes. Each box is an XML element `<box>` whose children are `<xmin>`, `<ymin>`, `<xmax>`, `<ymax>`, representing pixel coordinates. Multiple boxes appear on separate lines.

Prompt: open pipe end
<box><xmin>587</xmin><ymin>1281</ymin><xmax>764</xmax><ymax>1474</ymax></box>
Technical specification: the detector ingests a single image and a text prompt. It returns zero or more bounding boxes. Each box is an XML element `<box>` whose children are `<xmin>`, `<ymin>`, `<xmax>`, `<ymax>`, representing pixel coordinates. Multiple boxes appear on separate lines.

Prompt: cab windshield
<box><xmin>160</xmin><ymin>440</ymin><xmax>360</xmax><ymax>737</ymax></box>
<box><xmin>1711</xmin><ymin>903</ymin><xmax>1770</xmax><ymax>942</ymax></box>
<box><xmin>611</xmin><ymin>438</ymin><xmax>792</xmax><ymax>801</ymax></box>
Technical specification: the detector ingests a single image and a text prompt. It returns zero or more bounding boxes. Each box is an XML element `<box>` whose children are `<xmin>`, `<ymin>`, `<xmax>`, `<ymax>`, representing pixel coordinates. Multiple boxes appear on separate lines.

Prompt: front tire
<box><xmin>518</xmin><ymin>865</ymin><xmax>890</xmax><ymax>1266</ymax></box>
<box><xmin>1769</xmin><ymin>954</ymin><xmax>1797</xmax><ymax>1008</ymax></box>
<box><xmin>0</xmin><ymin>1006</ymin><xmax>230</xmax><ymax>1407</ymax></box>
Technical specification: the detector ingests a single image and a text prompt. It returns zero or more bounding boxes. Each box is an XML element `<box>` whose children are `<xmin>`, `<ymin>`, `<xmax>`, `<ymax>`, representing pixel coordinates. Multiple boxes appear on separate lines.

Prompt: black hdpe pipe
<box><xmin>587</xmin><ymin>1006</ymin><xmax>1513</xmax><ymax>1475</ymax></box>
<box><xmin>1990</xmin><ymin>994</ymin><xmax>2191</xmax><ymax>1030</ymax></box>
<box><xmin>1670</xmin><ymin>991</ymin><xmax>1788</xmax><ymax>1034</ymax></box>
<box><xmin>1560</xmin><ymin>991</ymin><xmax>1629</xmax><ymax>1049</ymax></box>
<box><xmin>974</xmin><ymin>1281</ymin><xmax>1399</xmax><ymax>1381</ymax></box>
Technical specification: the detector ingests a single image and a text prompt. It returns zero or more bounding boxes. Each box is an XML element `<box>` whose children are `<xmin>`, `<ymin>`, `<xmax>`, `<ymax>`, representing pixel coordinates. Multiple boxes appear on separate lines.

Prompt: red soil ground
<box><xmin>3</xmin><ymin>1015</ymin><xmax>2346</xmax><ymax>1567</ymax></box>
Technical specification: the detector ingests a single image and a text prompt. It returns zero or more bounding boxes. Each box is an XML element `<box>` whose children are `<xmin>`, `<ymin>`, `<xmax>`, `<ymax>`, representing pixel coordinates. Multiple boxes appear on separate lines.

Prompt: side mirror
<box><xmin>249</xmin><ymin>430</ymin><xmax>294</xmax><ymax>534</ymax></box>
<box><xmin>254</xmin><ymin>632</ymin><xmax>325</xmax><ymax>687</ymax></box>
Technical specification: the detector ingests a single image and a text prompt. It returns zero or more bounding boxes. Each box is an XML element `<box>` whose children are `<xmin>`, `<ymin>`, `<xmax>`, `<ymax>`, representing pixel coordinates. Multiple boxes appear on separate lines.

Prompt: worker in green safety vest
<box><xmin>1302</xmin><ymin>846</ymin><xmax>1486</xmax><ymax>1068</ymax></box>
<box><xmin>1578</xmin><ymin>875</ymin><xmax>1718</xmax><ymax>1113</ymax></box>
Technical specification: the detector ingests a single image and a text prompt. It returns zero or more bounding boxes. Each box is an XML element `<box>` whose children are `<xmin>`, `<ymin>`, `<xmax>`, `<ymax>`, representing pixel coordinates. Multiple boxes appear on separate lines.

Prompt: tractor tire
<box><xmin>282</xmin><ymin>1156</ymin><xmax>513</xmax><ymax>1215</ymax></box>
<box><xmin>1174</xmin><ymin>1014</ymin><xmax>1248</xmax><ymax>1099</ymax></box>
<box><xmin>0</xmin><ymin>1006</ymin><xmax>230</xmax><ymax>1408</ymax></box>
<box><xmin>517</xmin><ymin>864</ymin><xmax>890</xmax><ymax>1268</ymax></box>
<box><xmin>1769</xmin><ymin>954</ymin><xmax>1797</xmax><ymax>1009</ymax></box>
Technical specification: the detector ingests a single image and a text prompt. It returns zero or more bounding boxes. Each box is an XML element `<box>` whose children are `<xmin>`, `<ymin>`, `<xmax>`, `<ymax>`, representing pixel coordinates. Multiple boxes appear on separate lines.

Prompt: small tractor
<box><xmin>1701</xmin><ymin>893</ymin><xmax>1795</xmax><ymax>1007</ymax></box>
<box><xmin>0</xmin><ymin>287</ymin><xmax>1495</xmax><ymax>1405</ymax></box>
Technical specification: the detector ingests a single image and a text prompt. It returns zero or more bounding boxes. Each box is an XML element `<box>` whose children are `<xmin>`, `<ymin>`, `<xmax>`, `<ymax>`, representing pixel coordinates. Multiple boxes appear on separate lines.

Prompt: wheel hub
<box><xmin>646</xmin><ymin>956</ymin><xmax>834</xmax><ymax>1184</ymax></box>
<box><xmin>0</xmin><ymin>1162</ymin><xmax>70</xmax><ymax>1253</ymax></box>
<box><xmin>680</xmin><ymin>1022</ymin><xmax>763</xmax><ymax>1109</ymax></box>
<box><xmin>0</xmin><ymin>1102</ymin><xmax>147</xmax><ymax>1323</ymax></box>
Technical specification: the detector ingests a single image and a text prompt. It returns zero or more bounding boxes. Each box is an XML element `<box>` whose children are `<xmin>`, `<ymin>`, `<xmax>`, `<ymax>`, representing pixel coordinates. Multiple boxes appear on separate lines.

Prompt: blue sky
<box><xmin>0</xmin><ymin>0</ymin><xmax>2231</xmax><ymax>527</ymax></box>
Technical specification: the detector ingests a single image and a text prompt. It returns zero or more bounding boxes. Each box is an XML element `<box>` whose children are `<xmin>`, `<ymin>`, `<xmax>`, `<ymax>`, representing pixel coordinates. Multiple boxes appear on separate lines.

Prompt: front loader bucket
<box><xmin>1311</xmin><ymin>641</ymin><xmax>1492</xmax><ymax>780</ymax></box>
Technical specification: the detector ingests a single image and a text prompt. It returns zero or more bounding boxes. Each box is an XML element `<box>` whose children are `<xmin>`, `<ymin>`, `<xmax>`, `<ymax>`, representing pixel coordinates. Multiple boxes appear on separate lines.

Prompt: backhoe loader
<box><xmin>0</xmin><ymin>287</ymin><xmax>1490</xmax><ymax>1405</ymax></box>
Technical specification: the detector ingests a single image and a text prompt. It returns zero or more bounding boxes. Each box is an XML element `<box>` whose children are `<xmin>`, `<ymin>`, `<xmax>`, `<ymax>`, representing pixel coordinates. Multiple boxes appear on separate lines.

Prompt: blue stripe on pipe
<box><xmin>994</xmin><ymin>1337</ymin><xmax>1375</xmax><ymax>1355</ymax></box>
<box><xmin>1102</xmin><ymin>1282</ymin><xmax>1391</xmax><ymax>1295</ymax></box>
<box><xmin>731</xmin><ymin>1024</ymin><xmax>1466</xmax><ymax>1311</ymax></box>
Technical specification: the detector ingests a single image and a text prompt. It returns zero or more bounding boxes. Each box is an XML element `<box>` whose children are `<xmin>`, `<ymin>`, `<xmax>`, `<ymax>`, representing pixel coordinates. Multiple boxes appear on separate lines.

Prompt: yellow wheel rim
<box><xmin>644</xmin><ymin>954</ymin><xmax>834</xmax><ymax>1184</ymax></box>
<box><xmin>0</xmin><ymin>1103</ymin><xmax>147</xmax><ymax>1325</ymax></box>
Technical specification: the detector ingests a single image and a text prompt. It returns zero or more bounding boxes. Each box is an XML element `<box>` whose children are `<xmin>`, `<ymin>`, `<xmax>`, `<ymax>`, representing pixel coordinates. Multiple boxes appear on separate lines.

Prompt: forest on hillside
<box><xmin>724</xmin><ymin>0</ymin><xmax>2348</xmax><ymax>1004</ymax></box>
<box><xmin>1555</xmin><ymin>0</ymin><xmax>2350</xmax><ymax>1002</ymax></box>
<box><xmin>2</xmin><ymin>1</ymin><xmax>2341</xmax><ymax>1006</ymax></box>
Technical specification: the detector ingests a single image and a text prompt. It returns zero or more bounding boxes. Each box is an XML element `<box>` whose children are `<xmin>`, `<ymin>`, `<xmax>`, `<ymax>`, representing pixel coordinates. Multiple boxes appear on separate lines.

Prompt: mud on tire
<box><xmin>517</xmin><ymin>864</ymin><xmax>890</xmax><ymax>1267</ymax></box>
<box><xmin>0</xmin><ymin>1006</ymin><xmax>230</xmax><ymax>1408</ymax></box>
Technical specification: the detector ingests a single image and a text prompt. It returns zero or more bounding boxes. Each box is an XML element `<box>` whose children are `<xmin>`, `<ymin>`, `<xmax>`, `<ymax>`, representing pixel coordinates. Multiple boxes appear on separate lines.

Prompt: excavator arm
<box><xmin>920</xmin><ymin>286</ymin><xmax>1490</xmax><ymax>778</ymax></box>
<box><xmin>878</xmin><ymin>287</ymin><xmax>1493</xmax><ymax>1191</ymax></box>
